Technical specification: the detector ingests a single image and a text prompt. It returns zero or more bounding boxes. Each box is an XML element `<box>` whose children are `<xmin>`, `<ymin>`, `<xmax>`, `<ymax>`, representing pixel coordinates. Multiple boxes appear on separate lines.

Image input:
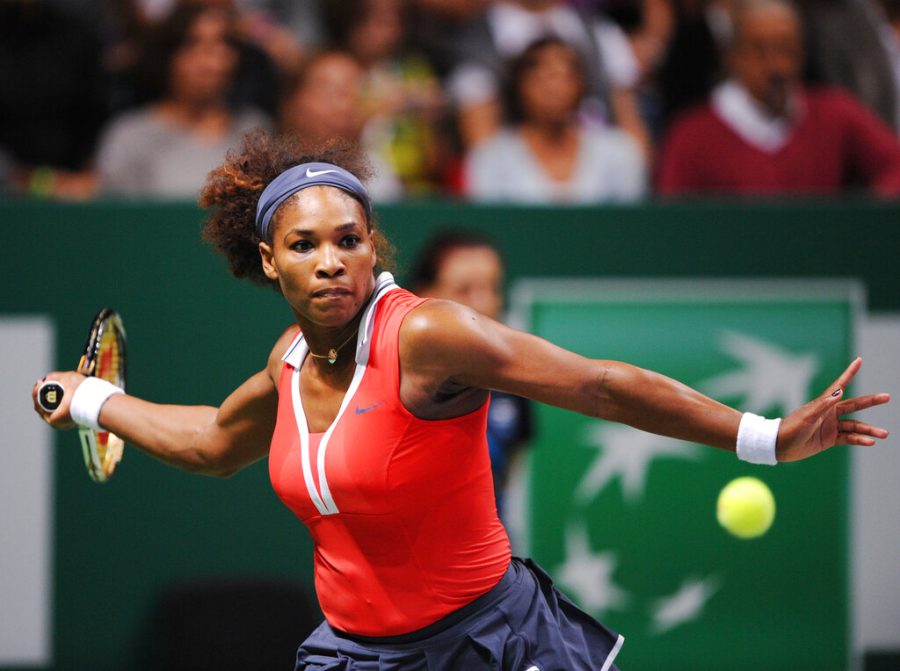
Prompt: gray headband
<box><xmin>255</xmin><ymin>162</ymin><xmax>372</xmax><ymax>240</ymax></box>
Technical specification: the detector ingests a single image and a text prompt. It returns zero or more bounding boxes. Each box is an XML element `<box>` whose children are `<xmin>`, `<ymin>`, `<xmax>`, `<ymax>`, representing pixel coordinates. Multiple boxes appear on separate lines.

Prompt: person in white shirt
<box><xmin>464</xmin><ymin>37</ymin><xmax>646</xmax><ymax>203</ymax></box>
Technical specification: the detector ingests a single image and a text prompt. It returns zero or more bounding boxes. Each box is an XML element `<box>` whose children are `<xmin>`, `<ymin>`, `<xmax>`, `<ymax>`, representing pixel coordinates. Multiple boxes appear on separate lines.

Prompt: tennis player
<box><xmin>34</xmin><ymin>131</ymin><xmax>890</xmax><ymax>670</ymax></box>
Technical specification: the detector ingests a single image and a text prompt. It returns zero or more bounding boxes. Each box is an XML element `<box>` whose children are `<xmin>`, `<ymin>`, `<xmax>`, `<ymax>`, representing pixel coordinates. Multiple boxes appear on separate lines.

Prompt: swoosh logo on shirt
<box><xmin>306</xmin><ymin>168</ymin><xmax>337</xmax><ymax>178</ymax></box>
<box><xmin>355</xmin><ymin>402</ymin><xmax>384</xmax><ymax>415</ymax></box>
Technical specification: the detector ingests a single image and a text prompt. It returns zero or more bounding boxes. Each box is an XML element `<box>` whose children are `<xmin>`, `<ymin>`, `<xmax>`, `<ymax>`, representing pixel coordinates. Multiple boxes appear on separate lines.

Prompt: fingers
<box><xmin>32</xmin><ymin>371</ymin><xmax>79</xmax><ymax>429</ymax></box>
<box><xmin>33</xmin><ymin>374</ymin><xmax>55</xmax><ymax>411</ymax></box>
<box><xmin>836</xmin><ymin>432</ymin><xmax>877</xmax><ymax>446</ymax></box>
<box><xmin>32</xmin><ymin>379</ymin><xmax>49</xmax><ymax>417</ymax></box>
<box><xmin>839</xmin><ymin>419</ymin><xmax>890</xmax><ymax>440</ymax></box>
<box><xmin>823</xmin><ymin>357</ymin><xmax>863</xmax><ymax>400</ymax></box>
<box><xmin>837</xmin><ymin>392</ymin><xmax>892</xmax><ymax>414</ymax></box>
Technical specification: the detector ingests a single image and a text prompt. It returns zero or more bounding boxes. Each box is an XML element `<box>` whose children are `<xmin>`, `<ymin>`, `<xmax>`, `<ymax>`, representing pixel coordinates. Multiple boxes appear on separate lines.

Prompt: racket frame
<box><xmin>77</xmin><ymin>309</ymin><xmax>127</xmax><ymax>483</ymax></box>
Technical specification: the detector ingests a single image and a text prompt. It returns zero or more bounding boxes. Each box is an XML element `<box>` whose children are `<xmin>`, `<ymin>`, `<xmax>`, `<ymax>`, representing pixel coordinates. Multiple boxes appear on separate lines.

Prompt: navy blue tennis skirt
<box><xmin>295</xmin><ymin>557</ymin><xmax>624</xmax><ymax>670</ymax></box>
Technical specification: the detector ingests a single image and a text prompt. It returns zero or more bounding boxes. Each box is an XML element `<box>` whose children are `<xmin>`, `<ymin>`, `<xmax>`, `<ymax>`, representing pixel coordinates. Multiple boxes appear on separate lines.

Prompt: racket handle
<box><xmin>37</xmin><ymin>381</ymin><xmax>64</xmax><ymax>412</ymax></box>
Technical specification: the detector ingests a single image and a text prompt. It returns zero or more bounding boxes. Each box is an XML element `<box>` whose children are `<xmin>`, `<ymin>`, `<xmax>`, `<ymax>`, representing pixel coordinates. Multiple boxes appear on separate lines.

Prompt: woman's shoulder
<box><xmin>470</xmin><ymin>128</ymin><xmax>522</xmax><ymax>155</ymax></box>
<box><xmin>95</xmin><ymin>106</ymin><xmax>168</xmax><ymax>172</ymax></box>
<box><xmin>266</xmin><ymin>324</ymin><xmax>302</xmax><ymax>377</ymax></box>
<box><xmin>99</xmin><ymin>106</ymin><xmax>161</xmax><ymax>143</ymax></box>
<box><xmin>465</xmin><ymin>129</ymin><xmax>527</xmax><ymax>173</ymax></box>
<box><xmin>401</xmin><ymin>298</ymin><xmax>475</xmax><ymax>347</ymax></box>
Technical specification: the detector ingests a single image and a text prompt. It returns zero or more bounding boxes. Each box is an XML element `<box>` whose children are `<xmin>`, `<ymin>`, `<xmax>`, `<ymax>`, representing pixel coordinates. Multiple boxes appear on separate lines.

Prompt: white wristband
<box><xmin>70</xmin><ymin>377</ymin><xmax>124</xmax><ymax>431</ymax></box>
<box><xmin>736</xmin><ymin>412</ymin><xmax>781</xmax><ymax>465</ymax></box>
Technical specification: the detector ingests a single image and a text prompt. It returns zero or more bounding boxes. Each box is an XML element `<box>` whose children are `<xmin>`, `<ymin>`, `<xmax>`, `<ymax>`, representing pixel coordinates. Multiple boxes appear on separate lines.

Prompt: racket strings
<box><xmin>79</xmin><ymin>313</ymin><xmax>127</xmax><ymax>482</ymax></box>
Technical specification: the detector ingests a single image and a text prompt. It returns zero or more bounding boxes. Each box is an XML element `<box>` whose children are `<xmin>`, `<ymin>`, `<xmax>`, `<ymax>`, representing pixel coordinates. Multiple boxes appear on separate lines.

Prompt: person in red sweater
<box><xmin>656</xmin><ymin>0</ymin><xmax>900</xmax><ymax>196</ymax></box>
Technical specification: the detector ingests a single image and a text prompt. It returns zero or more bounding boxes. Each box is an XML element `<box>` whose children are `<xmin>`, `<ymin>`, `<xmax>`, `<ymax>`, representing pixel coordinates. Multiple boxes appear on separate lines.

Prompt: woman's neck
<box><xmin>523</xmin><ymin>116</ymin><xmax>575</xmax><ymax>142</ymax></box>
<box><xmin>153</xmin><ymin>99</ymin><xmax>231</xmax><ymax>137</ymax></box>
<box><xmin>304</xmin><ymin>317</ymin><xmax>360</xmax><ymax>367</ymax></box>
<box><xmin>519</xmin><ymin>122</ymin><xmax>581</xmax><ymax>182</ymax></box>
<box><xmin>297</xmin><ymin>284</ymin><xmax>379</xmax><ymax>373</ymax></box>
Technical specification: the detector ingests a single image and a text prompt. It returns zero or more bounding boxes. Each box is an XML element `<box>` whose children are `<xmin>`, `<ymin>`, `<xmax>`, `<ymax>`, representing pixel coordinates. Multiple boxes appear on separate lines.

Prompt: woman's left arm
<box><xmin>402</xmin><ymin>301</ymin><xmax>890</xmax><ymax>462</ymax></box>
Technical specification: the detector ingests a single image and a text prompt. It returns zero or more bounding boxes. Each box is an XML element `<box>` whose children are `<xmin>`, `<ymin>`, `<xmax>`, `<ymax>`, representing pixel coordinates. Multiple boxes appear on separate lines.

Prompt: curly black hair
<box><xmin>200</xmin><ymin>129</ymin><xmax>394</xmax><ymax>287</ymax></box>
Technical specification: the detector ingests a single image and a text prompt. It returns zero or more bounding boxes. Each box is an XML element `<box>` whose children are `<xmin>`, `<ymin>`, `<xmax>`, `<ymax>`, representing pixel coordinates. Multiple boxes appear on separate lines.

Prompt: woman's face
<box><xmin>168</xmin><ymin>9</ymin><xmax>238</xmax><ymax>104</ymax></box>
<box><xmin>282</xmin><ymin>54</ymin><xmax>365</xmax><ymax>142</ymax></box>
<box><xmin>349</xmin><ymin>0</ymin><xmax>404</xmax><ymax>64</ymax></box>
<box><xmin>260</xmin><ymin>187</ymin><xmax>377</xmax><ymax>328</ymax></box>
<box><xmin>517</xmin><ymin>43</ymin><xmax>584</xmax><ymax>125</ymax></box>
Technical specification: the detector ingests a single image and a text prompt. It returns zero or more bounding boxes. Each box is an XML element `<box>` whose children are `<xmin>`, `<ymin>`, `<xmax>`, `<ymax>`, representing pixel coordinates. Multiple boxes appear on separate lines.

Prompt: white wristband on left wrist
<box><xmin>70</xmin><ymin>377</ymin><xmax>124</xmax><ymax>431</ymax></box>
<box><xmin>736</xmin><ymin>412</ymin><xmax>781</xmax><ymax>465</ymax></box>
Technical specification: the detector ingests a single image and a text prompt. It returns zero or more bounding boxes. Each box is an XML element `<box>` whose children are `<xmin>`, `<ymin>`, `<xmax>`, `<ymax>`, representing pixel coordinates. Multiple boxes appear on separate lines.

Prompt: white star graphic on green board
<box><xmin>557</xmin><ymin>522</ymin><xmax>630</xmax><ymax>614</ymax></box>
<box><xmin>516</xmin><ymin>280</ymin><xmax>854</xmax><ymax>667</ymax></box>
<box><xmin>700</xmin><ymin>331</ymin><xmax>819</xmax><ymax>413</ymax></box>
<box><xmin>576</xmin><ymin>423</ymin><xmax>703</xmax><ymax>504</ymax></box>
<box><xmin>648</xmin><ymin>575</ymin><xmax>722</xmax><ymax>635</ymax></box>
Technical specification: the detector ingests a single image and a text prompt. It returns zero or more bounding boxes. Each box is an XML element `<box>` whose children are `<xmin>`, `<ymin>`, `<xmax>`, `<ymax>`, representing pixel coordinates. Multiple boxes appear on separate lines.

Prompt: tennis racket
<box><xmin>37</xmin><ymin>309</ymin><xmax>127</xmax><ymax>483</ymax></box>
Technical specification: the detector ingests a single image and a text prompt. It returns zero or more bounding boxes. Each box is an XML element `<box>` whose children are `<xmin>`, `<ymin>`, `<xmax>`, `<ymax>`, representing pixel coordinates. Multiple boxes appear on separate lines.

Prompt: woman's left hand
<box><xmin>776</xmin><ymin>358</ymin><xmax>891</xmax><ymax>462</ymax></box>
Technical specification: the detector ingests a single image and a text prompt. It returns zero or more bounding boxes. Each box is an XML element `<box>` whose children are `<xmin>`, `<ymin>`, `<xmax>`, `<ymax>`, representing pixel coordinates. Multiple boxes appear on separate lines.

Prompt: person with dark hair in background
<box><xmin>105</xmin><ymin>0</ymin><xmax>289</xmax><ymax>118</ymax></box>
<box><xmin>464</xmin><ymin>37</ymin><xmax>646</xmax><ymax>202</ymax></box>
<box><xmin>94</xmin><ymin>3</ymin><xmax>271</xmax><ymax>198</ymax></box>
<box><xmin>279</xmin><ymin>49</ymin><xmax>405</xmax><ymax>201</ymax></box>
<box><xmin>446</xmin><ymin>0</ymin><xmax>652</xmax><ymax>162</ymax></box>
<box><xmin>320</xmin><ymin>0</ymin><xmax>451</xmax><ymax>196</ymax></box>
<box><xmin>409</xmin><ymin>230</ymin><xmax>533</xmax><ymax>520</ymax></box>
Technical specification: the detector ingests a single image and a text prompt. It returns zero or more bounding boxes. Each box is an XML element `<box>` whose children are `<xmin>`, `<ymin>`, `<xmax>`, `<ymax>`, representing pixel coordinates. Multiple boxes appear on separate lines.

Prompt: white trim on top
<box><xmin>283</xmin><ymin>272</ymin><xmax>399</xmax><ymax>516</ymax></box>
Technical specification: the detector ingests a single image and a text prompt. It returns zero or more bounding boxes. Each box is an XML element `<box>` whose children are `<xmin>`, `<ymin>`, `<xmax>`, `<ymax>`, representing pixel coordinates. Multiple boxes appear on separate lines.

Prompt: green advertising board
<box><xmin>510</xmin><ymin>279</ymin><xmax>861</xmax><ymax>671</ymax></box>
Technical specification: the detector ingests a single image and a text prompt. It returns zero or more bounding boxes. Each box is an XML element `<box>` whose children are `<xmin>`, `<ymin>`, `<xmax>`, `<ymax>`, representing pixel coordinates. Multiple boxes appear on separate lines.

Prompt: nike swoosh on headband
<box><xmin>256</xmin><ymin>162</ymin><xmax>372</xmax><ymax>240</ymax></box>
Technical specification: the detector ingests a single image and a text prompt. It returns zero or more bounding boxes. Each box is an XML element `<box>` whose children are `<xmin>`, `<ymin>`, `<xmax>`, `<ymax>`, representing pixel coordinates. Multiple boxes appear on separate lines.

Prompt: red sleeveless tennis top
<box><xmin>268</xmin><ymin>274</ymin><xmax>511</xmax><ymax>636</ymax></box>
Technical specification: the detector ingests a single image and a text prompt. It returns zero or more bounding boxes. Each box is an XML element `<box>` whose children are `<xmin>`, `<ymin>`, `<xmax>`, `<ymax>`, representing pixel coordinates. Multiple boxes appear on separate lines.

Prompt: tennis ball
<box><xmin>716</xmin><ymin>476</ymin><xmax>776</xmax><ymax>539</ymax></box>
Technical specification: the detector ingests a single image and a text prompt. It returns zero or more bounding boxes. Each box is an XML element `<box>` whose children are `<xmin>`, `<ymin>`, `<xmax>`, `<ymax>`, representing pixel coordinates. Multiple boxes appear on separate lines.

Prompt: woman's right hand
<box><xmin>32</xmin><ymin>371</ymin><xmax>87</xmax><ymax>430</ymax></box>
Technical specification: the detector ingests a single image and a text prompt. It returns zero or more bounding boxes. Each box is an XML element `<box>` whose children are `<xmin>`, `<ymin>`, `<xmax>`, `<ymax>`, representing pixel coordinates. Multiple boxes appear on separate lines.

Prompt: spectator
<box><xmin>95</xmin><ymin>3</ymin><xmax>270</xmax><ymax>199</ymax></box>
<box><xmin>321</xmin><ymin>0</ymin><xmax>452</xmax><ymax>196</ymax></box>
<box><xmin>280</xmin><ymin>50</ymin><xmax>404</xmax><ymax>201</ymax></box>
<box><xmin>106</xmin><ymin>0</ymin><xmax>286</xmax><ymax>120</ymax></box>
<box><xmin>446</xmin><ymin>0</ymin><xmax>652</xmax><ymax>161</ymax></box>
<box><xmin>0</xmin><ymin>0</ymin><xmax>107</xmax><ymax>199</ymax></box>
<box><xmin>464</xmin><ymin>37</ymin><xmax>646</xmax><ymax>202</ymax></box>
<box><xmin>409</xmin><ymin>230</ymin><xmax>533</xmax><ymax>521</ymax></box>
<box><xmin>656</xmin><ymin>0</ymin><xmax>900</xmax><ymax>196</ymax></box>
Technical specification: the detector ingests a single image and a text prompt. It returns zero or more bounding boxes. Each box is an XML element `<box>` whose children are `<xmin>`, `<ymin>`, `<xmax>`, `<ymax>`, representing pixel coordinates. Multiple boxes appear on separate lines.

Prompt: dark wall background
<box><xmin>1</xmin><ymin>198</ymin><xmax>897</xmax><ymax>670</ymax></box>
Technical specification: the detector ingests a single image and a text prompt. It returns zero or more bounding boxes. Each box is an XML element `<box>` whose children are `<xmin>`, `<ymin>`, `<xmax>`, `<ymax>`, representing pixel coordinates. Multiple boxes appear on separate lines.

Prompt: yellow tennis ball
<box><xmin>717</xmin><ymin>476</ymin><xmax>776</xmax><ymax>539</ymax></box>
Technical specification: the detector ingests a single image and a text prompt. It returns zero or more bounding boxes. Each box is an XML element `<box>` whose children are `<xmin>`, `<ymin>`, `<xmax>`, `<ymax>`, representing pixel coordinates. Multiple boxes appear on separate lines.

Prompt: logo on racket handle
<box><xmin>37</xmin><ymin>381</ymin><xmax>64</xmax><ymax>412</ymax></box>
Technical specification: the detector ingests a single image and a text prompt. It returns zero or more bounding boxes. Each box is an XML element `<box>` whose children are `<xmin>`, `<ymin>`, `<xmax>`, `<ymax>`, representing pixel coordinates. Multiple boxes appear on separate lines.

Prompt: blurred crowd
<box><xmin>2</xmin><ymin>0</ymin><xmax>900</xmax><ymax>203</ymax></box>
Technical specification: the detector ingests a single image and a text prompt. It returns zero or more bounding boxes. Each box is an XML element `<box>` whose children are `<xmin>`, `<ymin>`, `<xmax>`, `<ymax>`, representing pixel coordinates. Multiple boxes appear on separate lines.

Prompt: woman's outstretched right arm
<box><xmin>33</xmin><ymin>327</ymin><xmax>296</xmax><ymax>478</ymax></box>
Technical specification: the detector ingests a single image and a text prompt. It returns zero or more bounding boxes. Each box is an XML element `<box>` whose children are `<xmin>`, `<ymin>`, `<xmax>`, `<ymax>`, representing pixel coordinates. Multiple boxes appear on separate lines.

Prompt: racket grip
<box><xmin>37</xmin><ymin>381</ymin><xmax>64</xmax><ymax>412</ymax></box>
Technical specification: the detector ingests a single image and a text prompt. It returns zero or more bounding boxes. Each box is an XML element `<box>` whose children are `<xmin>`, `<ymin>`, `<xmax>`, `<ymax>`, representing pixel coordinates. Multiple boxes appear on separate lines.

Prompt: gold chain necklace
<box><xmin>308</xmin><ymin>327</ymin><xmax>359</xmax><ymax>365</ymax></box>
